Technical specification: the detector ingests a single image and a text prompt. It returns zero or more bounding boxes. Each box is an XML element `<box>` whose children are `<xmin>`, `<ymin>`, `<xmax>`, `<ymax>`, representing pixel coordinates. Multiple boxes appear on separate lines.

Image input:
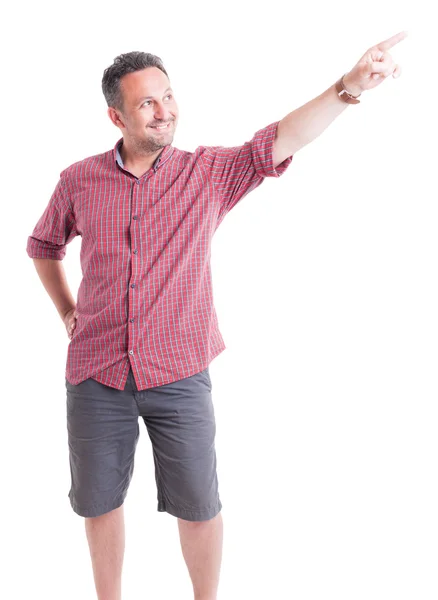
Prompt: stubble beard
<box><xmin>131</xmin><ymin>123</ymin><xmax>175</xmax><ymax>155</ymax></box>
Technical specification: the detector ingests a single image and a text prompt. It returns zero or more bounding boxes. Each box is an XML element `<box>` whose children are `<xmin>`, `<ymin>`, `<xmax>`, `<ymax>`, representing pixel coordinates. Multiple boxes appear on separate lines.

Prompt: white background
<box><xmin>2</xmin><ymin>0</ymin><xmax>436</xmax><ymax>599</ymax></box>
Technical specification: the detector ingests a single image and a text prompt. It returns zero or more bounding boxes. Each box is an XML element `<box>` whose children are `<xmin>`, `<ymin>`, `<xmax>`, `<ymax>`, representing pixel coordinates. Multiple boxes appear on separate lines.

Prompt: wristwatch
<box><xmin>335</xmin><ymin>74</ymin><xmax>361</xmax><ymax>104</ymax></box>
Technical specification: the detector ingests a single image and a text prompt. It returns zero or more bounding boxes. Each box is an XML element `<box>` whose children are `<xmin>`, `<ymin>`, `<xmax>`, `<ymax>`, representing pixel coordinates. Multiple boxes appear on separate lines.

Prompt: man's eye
<box><xmin>143</xmin><ymin>95</ymin><xmax>173</xmax><ymax>107</ymax></box>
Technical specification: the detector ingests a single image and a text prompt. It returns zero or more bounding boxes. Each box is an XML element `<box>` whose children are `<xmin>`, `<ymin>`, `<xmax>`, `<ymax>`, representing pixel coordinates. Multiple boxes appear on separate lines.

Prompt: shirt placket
<box><xmin>128</xmin><ymin>177</ymin><xmax>144</xmax><ymax>360</ymax></box>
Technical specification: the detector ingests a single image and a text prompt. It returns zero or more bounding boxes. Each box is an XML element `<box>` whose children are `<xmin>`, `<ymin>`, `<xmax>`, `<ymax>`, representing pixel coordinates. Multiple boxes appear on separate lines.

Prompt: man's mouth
<box><xmin>150</xmin><ymin>123</ymin><xmax>171</xmax><ymax>130</ymax></box>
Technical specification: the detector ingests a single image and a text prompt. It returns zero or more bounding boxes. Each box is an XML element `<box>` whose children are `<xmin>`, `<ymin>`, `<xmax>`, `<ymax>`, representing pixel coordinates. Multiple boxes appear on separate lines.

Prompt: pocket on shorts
<box><xmin>65</xmin><ymin>376</ymin><xmax>102</xmax><ymax>396</ymax></box>
<box><xmin>202</xmin><ymin>367</ymin><xmax>212</xmax><ymax>391</ymax></box>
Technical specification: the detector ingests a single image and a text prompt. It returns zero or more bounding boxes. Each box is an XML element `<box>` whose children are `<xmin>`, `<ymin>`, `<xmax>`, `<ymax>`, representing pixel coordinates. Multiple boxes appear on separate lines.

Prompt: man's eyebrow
<box><xmin>138</xmin><ymin>87</ymin><xmax>173</xmax><ymax>101</ymax></box>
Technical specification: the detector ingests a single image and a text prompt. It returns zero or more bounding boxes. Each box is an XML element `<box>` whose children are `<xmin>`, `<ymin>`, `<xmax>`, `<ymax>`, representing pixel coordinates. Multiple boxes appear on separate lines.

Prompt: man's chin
<box><xmin>134</xmin><ymin>134</ymin><xmax>173</xmax><ymax>153</ymax></box>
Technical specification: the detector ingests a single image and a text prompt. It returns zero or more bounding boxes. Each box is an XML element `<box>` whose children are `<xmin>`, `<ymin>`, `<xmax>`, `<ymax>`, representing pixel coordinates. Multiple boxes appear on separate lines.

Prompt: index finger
<box><xmin>375</xmin><ymin>30</ymin><xmax>408</xmax><ymax>52</ymax></box>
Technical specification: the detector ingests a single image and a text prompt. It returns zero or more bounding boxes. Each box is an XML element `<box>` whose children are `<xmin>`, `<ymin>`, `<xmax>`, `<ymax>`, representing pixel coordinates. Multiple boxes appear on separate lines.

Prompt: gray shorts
<box><xmin>65</xmin><ymin>366</ymin><xmax>222</xmax><ymax>521</ymax></box>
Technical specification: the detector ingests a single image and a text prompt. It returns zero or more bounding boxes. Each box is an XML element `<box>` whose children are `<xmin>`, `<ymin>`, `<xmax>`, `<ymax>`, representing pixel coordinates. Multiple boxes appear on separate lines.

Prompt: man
<box><xmin>26</xmin><ymin>31</ymin><xmax>406</xmax><ymax>600</ymax></box>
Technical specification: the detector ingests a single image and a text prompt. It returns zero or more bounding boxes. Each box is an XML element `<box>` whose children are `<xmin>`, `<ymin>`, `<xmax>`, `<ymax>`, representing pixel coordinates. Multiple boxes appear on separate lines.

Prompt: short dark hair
<box><xmin>102</xmin><ymin>51</ymin><xmax>169</xmax><ymax>111</ymax></box>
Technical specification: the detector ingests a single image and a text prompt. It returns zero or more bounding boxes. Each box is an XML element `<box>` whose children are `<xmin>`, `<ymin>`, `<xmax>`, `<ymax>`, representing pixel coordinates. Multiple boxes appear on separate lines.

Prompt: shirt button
<box><xmin>133</xmin><ymin>215</ymin><xmax>139</xmax><ymax>220</ymax></box>
<box><xmin>133</xmin><ymin>249</ymin><xmax>138</xmax><ymax>254</ymax></box>
<box><xmin>129</xmin><ymin>350</ymin><xmax>134</xmax><ymax>355</ymax></box>
<box><xmin>131</xmin><ymin>283</ymin><xmax>135</xmax><ymax>288</ymax></box>
<box><xmin>129</xmin><ymin>318</ymin><xmax>134</xmax><ymax>323</ymax></box>
<box><xmin>135</xmin><ymin>180</ymin><xmax>140</xmax><ymax>185</ymax></box>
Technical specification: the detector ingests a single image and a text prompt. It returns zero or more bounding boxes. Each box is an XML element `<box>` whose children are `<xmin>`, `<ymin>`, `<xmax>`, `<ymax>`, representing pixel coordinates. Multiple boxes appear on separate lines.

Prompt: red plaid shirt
<box><xmin>27</xmin><ymin>120</ymin><xmax>293</xmax><ymax>390</ymax></box>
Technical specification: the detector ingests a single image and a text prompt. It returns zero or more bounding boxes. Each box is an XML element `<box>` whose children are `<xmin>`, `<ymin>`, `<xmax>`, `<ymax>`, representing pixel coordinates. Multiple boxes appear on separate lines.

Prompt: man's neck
<box><xmin>119</xmin><ymin>141</ymin><xmax>163</xmax><ymax>177</ymax></box>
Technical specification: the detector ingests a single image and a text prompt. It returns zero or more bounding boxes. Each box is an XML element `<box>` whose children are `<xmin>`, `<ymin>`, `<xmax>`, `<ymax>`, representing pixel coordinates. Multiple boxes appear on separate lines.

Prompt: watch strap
<box><xmin>335</xmin><ymin>74</ymin><xmax>361</xmax><ymax>104</ymax></box>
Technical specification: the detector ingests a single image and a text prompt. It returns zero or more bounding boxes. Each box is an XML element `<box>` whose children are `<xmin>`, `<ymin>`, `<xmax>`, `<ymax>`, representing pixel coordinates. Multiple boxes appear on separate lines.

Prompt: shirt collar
<box><xmin>114</xmin><ymin>138</ymin><xmax>174</xmax><ymax>172</ymax></box>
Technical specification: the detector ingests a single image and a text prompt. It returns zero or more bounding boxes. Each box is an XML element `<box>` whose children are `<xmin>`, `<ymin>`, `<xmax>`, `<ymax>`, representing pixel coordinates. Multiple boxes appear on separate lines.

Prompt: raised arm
<box><xmin>273</xmin><ymin>30</ymin><xmax>408</xmax><ymax>168</ymax></box>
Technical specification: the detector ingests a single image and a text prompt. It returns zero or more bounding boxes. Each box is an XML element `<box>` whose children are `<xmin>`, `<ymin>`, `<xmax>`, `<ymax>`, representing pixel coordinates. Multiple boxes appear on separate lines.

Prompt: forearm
<box><xmin>276</xmin><ymin>82</ymin><xmax>352</xmax><ymax>155</ymax></box>
<box><xmin>278</xmin><ymin>29</ymin><xmax>407</xmax><ymax>154</ymax></box>
<box><xmin>32</xmin><ymin>258</ymin><xmax>76</xmax><ymax>321</ymax></box>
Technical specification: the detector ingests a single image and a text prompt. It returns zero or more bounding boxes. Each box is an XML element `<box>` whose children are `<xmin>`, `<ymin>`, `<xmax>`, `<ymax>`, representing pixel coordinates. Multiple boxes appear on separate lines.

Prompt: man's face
<box><xmin>109</xmin><ymin>67</ymin><xmax>179</xmax><ymax>154</ymax></box>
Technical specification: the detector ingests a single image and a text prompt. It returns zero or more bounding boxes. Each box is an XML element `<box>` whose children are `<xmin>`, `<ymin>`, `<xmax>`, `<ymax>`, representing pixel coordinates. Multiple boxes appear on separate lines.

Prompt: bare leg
<box><xmin>84</xmin><ymin>504</ymin><xmax>125</xmax><ymax>600</ymax></box>
<box><xmin>177</xmin><ymin>511</ymin><xmax>223</xmax><ymax>600</ymax></box>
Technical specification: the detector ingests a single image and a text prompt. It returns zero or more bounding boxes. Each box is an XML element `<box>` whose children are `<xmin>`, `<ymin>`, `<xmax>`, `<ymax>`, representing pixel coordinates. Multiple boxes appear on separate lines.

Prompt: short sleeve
<box><xmin>26</xmin><ymin>173</ymin><xmax>78</xmax><ymax>260</ymax></box>
<box><xmin>200</xmin><ymin>120</ymin><xmax>293</xmax><ymax>216</ymax></box>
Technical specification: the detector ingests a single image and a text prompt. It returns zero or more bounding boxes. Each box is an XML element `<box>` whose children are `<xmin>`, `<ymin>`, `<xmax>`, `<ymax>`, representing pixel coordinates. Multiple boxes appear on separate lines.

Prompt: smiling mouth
<box><xmin>150</xmin><ymin>123</ymin><xmax>171</xmax><ymax>130</ymax></box>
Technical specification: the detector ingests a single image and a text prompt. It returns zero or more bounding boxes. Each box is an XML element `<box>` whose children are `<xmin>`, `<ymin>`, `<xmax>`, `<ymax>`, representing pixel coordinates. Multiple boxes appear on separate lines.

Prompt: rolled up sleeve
<box><xmin>201</xmin><ymin>120</ymin><xmax>293</xmax><ymax>216</ymax></box>
<box><xmin>26</xmin><ymin>174</ymin><xmax>78</xmax><ymax>260</ymax></box>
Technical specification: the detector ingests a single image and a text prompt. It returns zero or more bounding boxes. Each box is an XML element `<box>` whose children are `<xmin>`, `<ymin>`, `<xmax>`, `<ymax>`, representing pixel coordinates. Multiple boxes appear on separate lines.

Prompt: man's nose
<box><xmin>154</xmin><ymin>102</ymin><xmax>172</xmax><ymax>121</ymax></box>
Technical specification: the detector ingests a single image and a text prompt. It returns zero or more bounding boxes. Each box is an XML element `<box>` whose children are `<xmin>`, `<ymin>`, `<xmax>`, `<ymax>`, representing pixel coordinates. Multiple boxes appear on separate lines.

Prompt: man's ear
<box><xmin>107</xmin><ymin>106</ymin><xmax>125</xmax><ymax>129</ymax></box>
